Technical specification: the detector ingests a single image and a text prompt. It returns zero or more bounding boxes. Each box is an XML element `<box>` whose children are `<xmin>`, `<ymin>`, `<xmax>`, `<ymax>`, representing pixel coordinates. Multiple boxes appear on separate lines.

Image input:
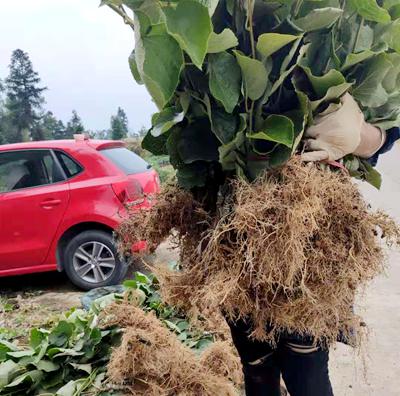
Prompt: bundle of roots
<box><xmin>117</xmin><ymin>183</ymin><xmax>209</xmax><ymax>254</ymax></box>
<box><xmin>105</xmin><ymin>304</ymin><xmax>241</xmax><ymax>395</ymax></box>
<box><xmin>120</xmin><ymin>159</ymin><xmax>400</xmax><ymax>345</ymax></box>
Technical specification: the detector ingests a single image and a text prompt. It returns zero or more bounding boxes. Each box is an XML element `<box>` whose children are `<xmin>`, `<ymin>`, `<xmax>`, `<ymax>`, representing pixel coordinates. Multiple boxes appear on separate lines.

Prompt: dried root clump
<box><xmin>199</xmin><ymin>341</ymin><xmax>243</xmax><ymax>386</ymax></box>
<box><xmin>157</xmin><ymin>159</ymin><xmax>400</xmax><ymax>345</ymax></box>
<box><xmin>106</xmin><ymin>304</ymin><xmax>238</xmax><ymax>396</ymax></box>
<box><xmin>117</xmin><ymin>183</ymin><xmax>208</xmax><ymax>253</ymax></box>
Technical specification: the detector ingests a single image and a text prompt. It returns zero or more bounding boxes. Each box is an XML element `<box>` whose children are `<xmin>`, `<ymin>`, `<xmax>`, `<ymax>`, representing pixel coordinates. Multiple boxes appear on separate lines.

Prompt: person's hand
<box><xmin>301</xmin><ymin>93</ymin><xmax>364</xmax><ymax>162</ymax></box>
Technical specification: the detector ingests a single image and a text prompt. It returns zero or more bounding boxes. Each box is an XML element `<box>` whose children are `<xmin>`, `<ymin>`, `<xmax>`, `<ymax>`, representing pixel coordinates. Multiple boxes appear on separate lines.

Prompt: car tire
<box><xmin>63</xmin><ymin>230</ymin><xmax>128</xmax><ymax>290</ymax></box>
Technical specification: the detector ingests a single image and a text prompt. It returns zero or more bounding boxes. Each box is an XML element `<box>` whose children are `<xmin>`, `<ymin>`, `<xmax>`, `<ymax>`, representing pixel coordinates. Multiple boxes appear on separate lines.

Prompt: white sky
<box><xmin>0</xmin><ymin>0</ymin><xmax>156</xmax><ymax>132</ymax></box>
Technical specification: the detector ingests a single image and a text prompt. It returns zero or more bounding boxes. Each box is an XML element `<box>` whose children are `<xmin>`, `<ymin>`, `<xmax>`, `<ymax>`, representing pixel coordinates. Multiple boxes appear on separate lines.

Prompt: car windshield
<box><xmin>100</xmin><ymin>147</ymin><xmax>150</xmax><ymax>175</ymax></box>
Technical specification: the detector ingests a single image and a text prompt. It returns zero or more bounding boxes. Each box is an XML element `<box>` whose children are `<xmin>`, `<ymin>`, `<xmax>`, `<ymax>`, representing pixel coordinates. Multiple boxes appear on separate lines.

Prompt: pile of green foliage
<box><xmin>0</xmin><ymin>272</ymin><xmax>216</xmax><ymax>396</ymax></box>
<box><xmin>105</xmin><ymin>0</ymin><xmax>400</xmax><ymax>190</ymax></box>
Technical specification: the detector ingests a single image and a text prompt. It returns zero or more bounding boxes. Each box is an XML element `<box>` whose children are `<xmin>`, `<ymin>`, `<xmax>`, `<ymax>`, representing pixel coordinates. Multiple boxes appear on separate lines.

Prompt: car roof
<box><xmin>0</xmin><ymin>139</ymin><xmax>126</xmax><ymax>152</ymax></box>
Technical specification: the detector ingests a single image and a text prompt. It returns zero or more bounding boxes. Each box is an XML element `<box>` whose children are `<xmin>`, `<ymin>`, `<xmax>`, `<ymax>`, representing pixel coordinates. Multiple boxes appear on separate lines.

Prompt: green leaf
<box><xmin>353</xmin><ymin>54</ymin><xmax>393</xmax><ymax>107</ymax></box>
<box><xmin>30</xmin><ymin>329</ymin><xmax>47</xmax><ymax>350</ymax></box>
<box><xmin>362</xmin><ymin>160</ymin><xmax>382</xmax><ymax>189</ymax></box>
<box><xmin>197</xmin><ymin>338</ymin><xmax>215</xmax><ymax>351</ymax></box>
<box><xmin>219</xmin><ymin>128</ymin><xmax>246</xmax><ymax>171</ymax></box>
<box><xmin>164</xmin><ymin>320</ymin><xmax>181</xmax><ymax>333</ymax></box>
<box><xmin>248</xmin><ymin>115</ymin><xmax>295</xmax><ymax>148</ymax></box>
<box><xmin>341</xmin><ymin>45</ymin><xmax>387</xmax><ymax>70</ymax></box>
<box><xmin>47</xmin><ymin>347</ymin><xmax>84</xmax><ymax>359</ymax></box>
<box><xmin>56</xmin><ymin>379</ymin><xmax>79</xmax><ymax>396</ymax></box>
<box><xmin>210</xmin><ymin>110</ymin><xmax>244</xmax><ymax>144</ymax></box>
<box><xmin>381</xmin><ymin>19</ymin><xmax>400</xmax><ymax>53</ymax></box>
<box><xmin>48</xmin><ymin>321</ymin><xmax>74</xmax><ymax>347</ymax></box>
<box><xmin>134</xmin><ymin>12</ymin><xmax>184</xmax><ymax>109</ymax></box>
<box><xmin>207</xmin><ymin>29</ymin><xmax>238</xmax><ymax>53</ymax></box>
<box><xmin>177</xmin><ymin>121</ymin><xmax>219</xmax><ymax>164</ymax></box>
<box><xmin>310</xmin><ymin>82</ymin><xmax>353</xmax><ymax>111</ymax></box>
<box><xmin>208</xmin><ymin>52</ymin><xmax>241</xmax><ymax>113</ymax></box>
<box><xmin>234</xmin><ymin>51</ymin><xmax>269</xmax><ymax>100</ymax></box>
<box><xmin>135</xmin><ymin>271</ymin><xmax>152</xmax><ymax>285</ymax></box>
<box><xmin>164</xmin><ymin>0</ymin><xmax>212</xmax><ymax>68</ymax></box>
<box><xmin>7</xmin><ymin>350</ymin><xmax>35</xmax><ymax>358</ymax></box>
<box><xmin>349</xmin><ymin>0</ymin><xmax>391</xmax><ymax>23</ymax></box>
<box><xmin>302</xmin><ymin>67</ymin><xmax>346</xmax><ymax>98</ymax></box>
<box><xmin>262</xmin><ymin>43</ymin><xmax>308</xmax><ymax>104</ymax></box>
<box><xmin>128</xmin><ymin>50</ymin><xmax>143</xmax><ymax>84</ymax></box>
<box><xmin>151</xmin><ymin>107</ymin><xmax>185</xmax><ymax>137</ymax></box>
<box><xmin>142</xmin><ymin>129</ymin><xmax>169</xmax><ymax>155</ymax></box>
<box><xmin>382</xmin><ymin>53</ymin><xmax>400</xmax><ymax>92</ymax></box>
<box><xmin>294</xmin><ymin>8</ymin><xmax>343</xmax><ymax>32</ymax></box>
<box><xmin>0</xmin><ymin>360</ymin><xmax>19</xmax><ymax>388</ymax></box>
<box><xmin>101</xmin><ymin>0</ymin><xmax>123</xmax><ymax>5</ymax></box>
<box><xmin>5</xmin><ymin>369</ymin><xmax>42</xmax><ymax>388</ymax></box>
<box><xmin>176</xmin><ymin>163</ymin><xmax>209</xmax><ymax>189</ymax></box>
<box><xmin>257</xmin><ymin>33</ymin><xmax>299</xmax><ymax>58</ymax></box>
<box><xmin>36</xmin><ymin>360</ymin><xmax>59</xmax><ymax>373</ymax></box>
<box><xmin>69</xmin><ymin>363</ymin><xmax>93</xmax><ymax>374</ymax></box>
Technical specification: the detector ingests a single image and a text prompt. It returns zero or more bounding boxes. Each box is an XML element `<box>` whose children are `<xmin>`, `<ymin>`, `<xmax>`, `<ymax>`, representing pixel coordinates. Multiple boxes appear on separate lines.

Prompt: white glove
<box><xmin>302</xmin><ymin>93</ymin><xmax>364</xmax><ymax>162</ymax></box>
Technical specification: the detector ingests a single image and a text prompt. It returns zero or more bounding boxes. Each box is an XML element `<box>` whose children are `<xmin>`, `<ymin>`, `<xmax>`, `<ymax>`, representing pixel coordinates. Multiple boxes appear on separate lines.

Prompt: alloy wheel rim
<box><xmin>72</xmin><ymin>241</ymin><xmax>116</xmax><ymax>283</ymax></box>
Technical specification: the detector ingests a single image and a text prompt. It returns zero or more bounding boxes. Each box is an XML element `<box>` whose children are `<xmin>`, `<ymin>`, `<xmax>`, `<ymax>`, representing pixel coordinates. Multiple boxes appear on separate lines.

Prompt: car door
<box><xmin>0</xmin><ymin>149</ymin><xmax>70</xmax><ymax>270</ymax></box>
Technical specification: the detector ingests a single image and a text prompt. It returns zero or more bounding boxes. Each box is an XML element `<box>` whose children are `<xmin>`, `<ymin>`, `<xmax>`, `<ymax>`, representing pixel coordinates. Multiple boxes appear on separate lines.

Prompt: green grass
<box><xmin>143</xmin><ymin>153</ymin><xmax>176</xmax><ymax>184</ymax></box>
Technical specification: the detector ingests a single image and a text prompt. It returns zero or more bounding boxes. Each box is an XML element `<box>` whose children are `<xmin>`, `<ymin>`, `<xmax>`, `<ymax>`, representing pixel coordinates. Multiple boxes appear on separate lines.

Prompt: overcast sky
<box><xmin>0</xmin><ymin>0</ymin><xmax>156</xmax><ymax>133</ymax></box>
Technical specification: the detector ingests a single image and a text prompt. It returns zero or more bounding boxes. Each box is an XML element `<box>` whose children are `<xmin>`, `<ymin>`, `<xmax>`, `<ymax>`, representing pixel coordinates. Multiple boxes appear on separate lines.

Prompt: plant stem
<box><xmin>246</xmin><ymin>0</ymin><xmax>256</xmax><ymax>132</ymax></box>
<box><xmin>353</xmin><ymin>17</ymin><xmax>364</xmax><ymax>53</ymax></box>
<box><xmin>247</xmin><ymin>0</ymin><xmax>256</xmax><ymax>59</ymax></box>
<box><xmin>293</xmin><ymin>0</ymin><xmax>303</xmax><ymax>18</ymax></box>
<box><xmin>108</xmin><ymin>4</ymin><xmax>135</xmax><ymax>31</ymax></box>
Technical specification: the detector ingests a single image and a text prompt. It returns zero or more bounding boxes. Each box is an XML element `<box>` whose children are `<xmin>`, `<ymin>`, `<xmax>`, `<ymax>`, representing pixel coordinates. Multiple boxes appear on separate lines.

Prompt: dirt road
<box><xmin>330</xmin><ymin>145</ymin><xmax>400</xmax><ymax>395</ymax></box>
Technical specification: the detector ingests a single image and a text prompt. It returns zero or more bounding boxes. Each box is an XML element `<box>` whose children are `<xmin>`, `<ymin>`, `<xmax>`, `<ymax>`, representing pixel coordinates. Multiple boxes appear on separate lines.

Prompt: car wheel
<box><xmin>63</xmin><ymin>230</ymin><xmax>128</xmax><ymax>290</ymax></box>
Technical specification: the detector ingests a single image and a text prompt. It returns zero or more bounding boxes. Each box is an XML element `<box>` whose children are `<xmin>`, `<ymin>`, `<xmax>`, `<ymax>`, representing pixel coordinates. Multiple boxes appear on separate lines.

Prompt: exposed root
<box><xmin>105</xmin><ymin>304</ymin><xmax>239</xmax><ymax>395</ymax></box>
<box><xmin>199</xmin><ymin>341</ymin><xmax>243</xmax><ymax>386</ymax></box>
<box><xmin>117</xmin><ymin>183</ymin><xmax>209</xmax><ymax>253</ymax></box>
<box><xmin>149</xmin><ymin>160</ymin><xmax>400</xmax><ymax>345</ymax></box>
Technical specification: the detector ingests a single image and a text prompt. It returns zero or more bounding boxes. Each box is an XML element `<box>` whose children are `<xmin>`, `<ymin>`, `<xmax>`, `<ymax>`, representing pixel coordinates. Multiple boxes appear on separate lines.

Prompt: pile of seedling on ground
<box><xmin>0</xmin><ymin>272</ymin><xmax>242</xmax><ymax>395</ymax></box>
<box><xmin>109</xmin><ymin>0</ymin><xmax>400</xmax><ymax>346</ymax></box>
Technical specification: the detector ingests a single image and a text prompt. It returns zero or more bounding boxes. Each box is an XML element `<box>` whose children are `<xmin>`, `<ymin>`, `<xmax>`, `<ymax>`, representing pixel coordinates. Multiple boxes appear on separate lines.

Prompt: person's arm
<box><xmin>353</xmin><ymin>123</ymin><xmax>386</xmax><ymax>158</ymax></box>
<box><xmin>301</xmin><ymin>93</ymin><xmax>395</xmax><ymax>162</ymax></box>
<box><xmin>366</xmin><ymin>127</ymin><xmax>400</xmax><ymax>166</ymax></box>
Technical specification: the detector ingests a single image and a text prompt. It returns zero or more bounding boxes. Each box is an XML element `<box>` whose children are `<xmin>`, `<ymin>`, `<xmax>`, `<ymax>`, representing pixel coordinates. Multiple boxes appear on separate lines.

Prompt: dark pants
<box><xmin>227</xmin><ymin>319</ymin><xmax>334</xmax><ymax>396</ymax></box>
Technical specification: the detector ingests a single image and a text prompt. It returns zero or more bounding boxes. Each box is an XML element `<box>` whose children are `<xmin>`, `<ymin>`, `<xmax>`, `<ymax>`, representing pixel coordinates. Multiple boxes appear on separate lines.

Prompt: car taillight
<box><xmin>112</xmin><ymin>179</ymin><xmax>144</xmax><ymax>205</ymax></box>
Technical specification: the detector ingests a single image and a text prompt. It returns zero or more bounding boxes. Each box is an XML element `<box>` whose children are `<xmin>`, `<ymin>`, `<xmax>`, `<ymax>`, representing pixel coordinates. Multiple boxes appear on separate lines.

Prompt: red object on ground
<box><xmin>0</xmin><ymin>137</ymin><xmax>160</xmax><ymax>289</ymax></box>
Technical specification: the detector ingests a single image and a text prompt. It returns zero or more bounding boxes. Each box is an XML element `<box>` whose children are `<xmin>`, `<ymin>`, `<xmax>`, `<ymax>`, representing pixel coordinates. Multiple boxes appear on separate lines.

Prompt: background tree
<box><xmin>5</xmin><ymin>49</ymin><xmax>46</xmax><ymax>142</ymax></box>
<box><xmin>110</xmin><ymin>107</ymin><xmax>129</xmax><ymax>140</ymax></box>
<box><xmin>31</xmin><ymin>111</ymin><xmax>61</xmax><ymax>141</ymax></box>
<box><xmin>95</xmin><ymin>129</ymin><xmax>109</xmax><ymax>140</ymax></box>
<box><xmin>66</xmin><ymin>110</ymin><xmax>85</xmax><ymax>136</ymax></box>
<box><xmin>0</xmin><ymin>79</ymin><xmax>5</xmax><ymax>144</ymax></box>
<box><xmin>51</xmin><ymin>119</ymin><xmax>68</xmax><ymax>140</ymax></box>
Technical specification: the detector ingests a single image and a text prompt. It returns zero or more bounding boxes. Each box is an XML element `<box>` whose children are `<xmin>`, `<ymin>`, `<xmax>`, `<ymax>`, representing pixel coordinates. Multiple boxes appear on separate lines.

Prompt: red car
<box><xmin>0</xmin><ymin>136</ymin><xmax>159</xmax><ymax>290</ymax></box>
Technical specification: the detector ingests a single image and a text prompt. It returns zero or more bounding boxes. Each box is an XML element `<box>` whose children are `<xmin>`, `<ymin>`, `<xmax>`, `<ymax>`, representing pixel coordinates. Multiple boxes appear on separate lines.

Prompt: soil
<box><xmin>0</xmin><ymin>147</ymin><xmax>399</xmax><ymax>394</ymax></box>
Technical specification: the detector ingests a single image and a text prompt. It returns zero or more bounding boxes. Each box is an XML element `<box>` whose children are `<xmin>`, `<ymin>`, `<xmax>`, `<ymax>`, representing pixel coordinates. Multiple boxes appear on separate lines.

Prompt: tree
<box><xmin>5</xmin><ymin>49</ymin><xmax>46</xmax><ymax>142</ymax></box>
<box><xmin>110</xmin><ymin>107</ymin><xmax>129</xmax><ymax>140</ymax></box>
<box><xmin>31</xmin><ymin>111</ymin><xmax>60</xmax><ymax>141</ymax></box>
<box><xmin>51</xmin><ymin>119</ymin><xmax>67</xmax><ymax>140</ymax></box>
<box><xmin>95</xmin><ymin>130</ymin><xmax>110</xmax><ymax>140</ymax></box>
<box><xmin>66</xmin><ymin>110</ymin><xmax>85</xmax><ymax>137</ymax></box>
<box><xmin>0</xmin><ymin>79</ymin><xmax>5</xmax><ymax>144</ymax></box>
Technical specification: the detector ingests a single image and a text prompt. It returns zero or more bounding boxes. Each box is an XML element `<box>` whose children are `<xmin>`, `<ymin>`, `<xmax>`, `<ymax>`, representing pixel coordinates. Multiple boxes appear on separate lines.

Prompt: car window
<box><xmin>0</xmin><ymin>150</ymin><xmax>65</xmax><ymax>193</ymax></box>
<box><xmin>100</xmin><ymin>147</ymin><xmax>150</xmax><ymax>175</ymax></box>
<box><xmin>55</xmin><ymin>151</ymin><xmax>83</xmax><ymax>178</ymax></box>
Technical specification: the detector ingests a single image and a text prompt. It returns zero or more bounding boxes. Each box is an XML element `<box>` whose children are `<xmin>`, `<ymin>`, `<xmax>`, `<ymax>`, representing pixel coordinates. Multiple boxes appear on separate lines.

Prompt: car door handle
<box><xmin>40</xmin><ymin>199</ymin><xmax>62</xmax><ymax>208</ymax></box>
